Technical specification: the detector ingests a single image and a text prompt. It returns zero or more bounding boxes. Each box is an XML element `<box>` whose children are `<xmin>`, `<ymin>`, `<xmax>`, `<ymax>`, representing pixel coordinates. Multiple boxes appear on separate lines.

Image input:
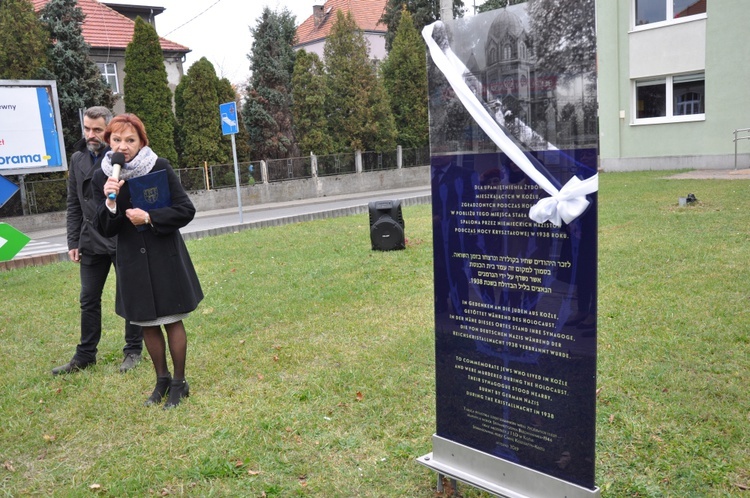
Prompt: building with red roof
<box><xmin>29</xmin><ymin>0</ymin><xmax>189</xmax><ymax>114</ymax></box>
<box><xmin>295</xmin><ymin>0</ymin><xmax>388</xmax><ymax>63</ymax></box>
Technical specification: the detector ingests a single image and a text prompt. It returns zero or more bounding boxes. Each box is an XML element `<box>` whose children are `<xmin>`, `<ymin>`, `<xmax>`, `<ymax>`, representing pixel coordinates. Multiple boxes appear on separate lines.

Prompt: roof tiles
<box><xmin>296</xmin><ymin>0</ymin><xmax>388</xmax><ymax>46</ymax></box>
<box><xmin>30</xmin><ymin>0</ymin><xmax>188</xmax><ymax>52</ymax></box>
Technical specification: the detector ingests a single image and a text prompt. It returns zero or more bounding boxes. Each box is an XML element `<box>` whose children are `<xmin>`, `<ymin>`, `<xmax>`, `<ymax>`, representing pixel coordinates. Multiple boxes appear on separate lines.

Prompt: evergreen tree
<box><xmin>38</xmin><ymin>0</ymin><xmax>114</xmax><ymax>155</ymax></box>
<box><xmin>528</xmin><ymin>0</ymin><xmax>596</xmax><ymax>84</ymax></box>
<box><xmin>0</xmin><ymin>0</ymin><xmax>49</xmax><ymax>80</ymax></box>
<box><xmin>366</xmin><ymin>74</ymin><xmax>399</xmax><ymax>152</ymax></box>
<box><xmin>217</xmin><ymin>78</ymin><xmax>250</xmax><ymax>163</ymax></box>
<box><xmin>528</xmin><ymin>0</ymin><xmax>597</xmax><ymax>141</ymax></box>
<box><xmin>380</xmin><ymin>10</ymin><xmax>428</xmax><ymax>149</ymax></box>
<box><xmin>173</xmin><ymin>72</ymin><xmax>189</xmax><ymax>163</ymax></box>
<box><xmin>178</xmin><ymin>57</ymin><xmax>228</xmax><ymax>167</ymax></box>
<box><xmin>216</xmin><ymin>77</ymin><xmax>244</xmax><ymax>162</ymax></box>
<box><xmin>380</xmin><ymin>0</ymin><xmax>464</xmax><ymax>52</ymax></box>
<box><xmin>243</xmin><ymin>7</ymin><xmax>297</xmax><ymax>161</ymax></box>
<box><xmin>324</xmin><ymin>10</ymin><xmax>396</xmax><ymax>152</ymax></box>
<box><xmin>291</xmin><ymin>50</ymin><xmax>333</xmax><ymax>156</ymax></box>
<box><xmin>124</xmin><ymin>16</ymin><xmax>177</xmax><ymax>165</ymax></box>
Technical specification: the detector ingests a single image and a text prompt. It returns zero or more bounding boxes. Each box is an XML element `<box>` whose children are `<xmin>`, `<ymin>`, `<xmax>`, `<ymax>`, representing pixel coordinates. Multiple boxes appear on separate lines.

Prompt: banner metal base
<box><xmin>417</xmin><ymin>435</ymin><xmax>601</xmax><ymax>498</ymax></box>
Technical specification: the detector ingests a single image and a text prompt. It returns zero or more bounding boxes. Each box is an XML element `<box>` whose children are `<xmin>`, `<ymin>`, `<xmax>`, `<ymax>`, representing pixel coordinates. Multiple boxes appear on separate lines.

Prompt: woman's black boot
<box><xmin>144</xmin><ymin>374</ymin><xmax>172</xmax><ymax>406</ymax></box>
<box><xmin>163</xmin><ymin>378</ymin><xmax>190</xmax><ymax>409</ymax></box>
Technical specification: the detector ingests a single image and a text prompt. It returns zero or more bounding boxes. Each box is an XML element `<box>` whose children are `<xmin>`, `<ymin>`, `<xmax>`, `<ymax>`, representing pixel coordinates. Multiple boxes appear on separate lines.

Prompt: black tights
<box><xmin>142</xmin><ymin>321</ymin><xmax>187</xmax><ymax>380</ymax></box>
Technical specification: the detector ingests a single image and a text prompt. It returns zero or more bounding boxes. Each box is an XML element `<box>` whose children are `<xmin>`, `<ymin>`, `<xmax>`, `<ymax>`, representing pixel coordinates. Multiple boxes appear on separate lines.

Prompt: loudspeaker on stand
<box><xmin>368</xmin><ymin>200</ymin><xmax>405</xmax><ymax>251</ymax></box>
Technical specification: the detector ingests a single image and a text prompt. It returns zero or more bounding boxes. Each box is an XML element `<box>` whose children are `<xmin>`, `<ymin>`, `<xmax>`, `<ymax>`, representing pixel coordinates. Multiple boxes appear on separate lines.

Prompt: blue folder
<box><xmin>128</xmin><ymin>169</ymin><xmax>171</xmax><ymax>231</ymax></box>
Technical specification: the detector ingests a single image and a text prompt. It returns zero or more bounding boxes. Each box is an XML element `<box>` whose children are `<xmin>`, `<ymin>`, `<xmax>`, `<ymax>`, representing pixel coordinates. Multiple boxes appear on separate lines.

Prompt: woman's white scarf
<box><xmin>101</xmin><ymin>146</ymin><xmax>158</xmax><ymax>180</ymax></box>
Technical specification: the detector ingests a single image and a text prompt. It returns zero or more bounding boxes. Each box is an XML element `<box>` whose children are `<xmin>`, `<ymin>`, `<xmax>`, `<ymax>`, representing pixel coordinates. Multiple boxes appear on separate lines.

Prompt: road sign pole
<box><xmin>219</xmin><ymin>101</ymin><xmax>243</xmax><ymax>224</ymax></box>
<box><xmin>231</xmin><ymin>133</ymin><xmax>243</xmax><ymax>224</ymax></box>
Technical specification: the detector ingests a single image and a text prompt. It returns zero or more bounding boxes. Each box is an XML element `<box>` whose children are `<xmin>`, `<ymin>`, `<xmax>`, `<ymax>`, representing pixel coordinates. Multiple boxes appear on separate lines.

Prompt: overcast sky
<box><xmin>107</xmin><ymin>0</ymin><xmax>320</xmax><ymax>86</ymax></box>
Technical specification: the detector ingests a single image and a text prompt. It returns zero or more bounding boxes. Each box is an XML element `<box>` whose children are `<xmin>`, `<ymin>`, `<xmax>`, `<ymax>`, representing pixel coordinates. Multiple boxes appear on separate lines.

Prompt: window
<box><xmin>98</xmin><ymin>63</ymin><xmax>119</xmax><ymax>94</ymax></box>
<box><xmin>636</xmin><ymin>80</ymin><xmax>666</xmax><ymax>118</ymax></box>
<box><xmin>673</xmin><ymin>74</ymin><xmax>705</xmax><ymax>115</ymax></box>
<box><xmin>676</xmin><ymin>92</ymin><xmax>701</xmax><ymax>115</ymax></box>
<box><xmin>635</xmin><ymin>72</ymin><xmax>704</xmax><ymax>122</ymax></box>
<box><xmin>674</xmin><ymin>0</ymin><xmax>706</xmax><ymax>19</ymax></box>
<box><xmin>635</xmin><ymin>0</ymin><xmax>706</xmax><ymax>26</ymax></box>
<box><xmin>502</xmin><ymin>44</ymin><xmax>512</xmax><ymax>61</ymax></box>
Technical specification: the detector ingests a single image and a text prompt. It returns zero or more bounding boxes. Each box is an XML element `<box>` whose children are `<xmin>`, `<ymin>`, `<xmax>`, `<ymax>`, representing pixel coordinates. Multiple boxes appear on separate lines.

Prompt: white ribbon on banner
<box><xmin>422</xmin><ymin>21</ymin><xmax>598</xmax><ymax>227</ymax></box>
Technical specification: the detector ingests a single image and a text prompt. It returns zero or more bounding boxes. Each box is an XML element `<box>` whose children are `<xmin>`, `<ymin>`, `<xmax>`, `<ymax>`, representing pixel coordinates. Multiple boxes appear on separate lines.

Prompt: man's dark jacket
<box><xmin>66</xmin><ymin>138</ymin><xmax>117</xmax><ymax>255</ymax></box>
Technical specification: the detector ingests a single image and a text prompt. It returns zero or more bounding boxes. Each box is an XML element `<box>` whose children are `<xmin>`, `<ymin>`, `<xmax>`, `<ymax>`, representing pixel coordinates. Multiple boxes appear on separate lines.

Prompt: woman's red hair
<box><xmin>104</xmin><ymin>113</ymin><xmax>149</xmax><ymax>146</ymax></box>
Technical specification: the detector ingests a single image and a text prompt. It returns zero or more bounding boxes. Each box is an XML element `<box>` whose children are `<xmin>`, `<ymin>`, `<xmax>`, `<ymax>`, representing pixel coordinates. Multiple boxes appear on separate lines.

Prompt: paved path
<box><xmin>7</xmin><ymin>167</ymin><xmax>748</xmax><ymax>270</ymax></box>
<box><xmin>2</xmin><ymin>186</ymin><xmax>431</xmax><ymax>270</ymax></box>
<box><xmin>665</xmin><ymin>168</ymin><xmax>750</xmax><ymax>180</ymax></box>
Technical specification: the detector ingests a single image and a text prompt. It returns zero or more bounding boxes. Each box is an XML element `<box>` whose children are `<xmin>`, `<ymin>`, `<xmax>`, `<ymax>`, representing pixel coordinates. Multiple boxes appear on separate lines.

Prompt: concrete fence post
<box><xmin>19</xmin><ymin>175</ymin><xmax>28</xmax><ymax>216</ymax></box>
<box><xmin>261</xmin><ymin>160</ymin><xmax>269</xmax><ymax>184</ymax></box>
<box><xmin>355</xmin><ymin>150</ymin><xmax>363</xmax><ymax>174</ymax></box>
<box><xmin>311</xmin><ymin>152</ymin><xmax>318</xmax><ymax>178</ymax></box>
<box><xmin>397</xmin><ymin>145</ymin><xmax>403</xmax><ymax>169</ymax></box>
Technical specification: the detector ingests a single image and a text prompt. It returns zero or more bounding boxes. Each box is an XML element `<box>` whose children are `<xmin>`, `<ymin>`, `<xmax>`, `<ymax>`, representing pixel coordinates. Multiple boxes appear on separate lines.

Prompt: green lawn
<box><xmin>0</xmin><ymin>170</ymin><xmax>748</xmax><ymax>497</ymax></box>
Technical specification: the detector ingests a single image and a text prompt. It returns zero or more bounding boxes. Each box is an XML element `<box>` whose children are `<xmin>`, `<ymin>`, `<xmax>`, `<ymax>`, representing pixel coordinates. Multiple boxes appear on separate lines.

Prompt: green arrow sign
<box><xmin>0</xmin><ymin>223</ymin><xmax>31</xmax><ymax>262</ymax></box>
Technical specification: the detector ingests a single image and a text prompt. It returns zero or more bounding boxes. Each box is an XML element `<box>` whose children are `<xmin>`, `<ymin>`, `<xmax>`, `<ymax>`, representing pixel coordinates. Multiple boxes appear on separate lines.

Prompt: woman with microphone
<box><xmin>93</xmin><ymin>113</ymin><xmax>203</xmax><ymax>409</ymax></box>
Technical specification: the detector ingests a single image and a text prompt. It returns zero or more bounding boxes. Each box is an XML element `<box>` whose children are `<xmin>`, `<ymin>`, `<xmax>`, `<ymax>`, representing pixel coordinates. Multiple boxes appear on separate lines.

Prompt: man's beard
<box><xmin>86</xmin><ymin>139</ymin><xmax>105</xmax><ymax>153</ymax></box>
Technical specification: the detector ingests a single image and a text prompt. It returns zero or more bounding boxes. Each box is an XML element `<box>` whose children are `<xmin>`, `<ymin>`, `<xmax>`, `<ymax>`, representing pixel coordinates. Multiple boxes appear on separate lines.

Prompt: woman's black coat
<box><xmin>93</xmin><ymin>158</ymin><xmax>203</xmax><ymax>322</ymax></box>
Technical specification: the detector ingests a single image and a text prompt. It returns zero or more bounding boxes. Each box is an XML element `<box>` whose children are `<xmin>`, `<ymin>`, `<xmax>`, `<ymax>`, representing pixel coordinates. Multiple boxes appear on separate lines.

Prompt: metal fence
<box><xmin>317</xmin><ymin>152</ymin><xmax>356</xmax><ymax>177</ymax></box>
<box><xmin>173</xmin><ymin>161</ymin><xmax>263</xmax><ymax>191</ymax></box>
<box><xmin>402</xmin><ymin>146</ymin><xmax>430</xmax><ymax>168</ymax></box>
<box><xmin>192</xmin><ymin>161</ymin><xmax>263</xmax><ymax>189</ymax></box>
<box><xmin>734</xmin><ymin>128</ymin><xmax>750</xmax><ymax>170</ymax></box>
<box><xmin>362</xmin><ymin>150</ymin><xmax>398</xmax><ymax>172</ymax></box>
<box><xmin>266</xmin><ymin>156</ymin><xmax>313</xmax><ymax>182</ymax></box>
<box><xmin>9</xmin><ymin>177</ymin><xmax>68</xmax><ymax>216</ymax></box>
<box><xmin>174</xmin><ymin>167</ymin><xmax>206</xmax><ymax>192</ymax></box>
<box><xmin>0</xmin><ymin>145</ymin><xmax>430</xmax><ymax>218</ymax></box>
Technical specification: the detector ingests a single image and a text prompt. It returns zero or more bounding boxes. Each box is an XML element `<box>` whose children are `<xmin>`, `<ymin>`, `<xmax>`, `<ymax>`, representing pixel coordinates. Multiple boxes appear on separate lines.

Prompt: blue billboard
<box><xmin>0</xmin><ymin>80</ymin><xmax>67</xmax><ymax>175</ymax></box>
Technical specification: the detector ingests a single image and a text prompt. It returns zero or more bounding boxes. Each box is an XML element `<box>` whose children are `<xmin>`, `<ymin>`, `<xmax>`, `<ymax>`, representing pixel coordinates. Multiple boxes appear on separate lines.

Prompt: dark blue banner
<box><xmin>432</xmin><ymin>150</ymin><xmax>597</xmax><ymax>489</ymax></box>
<box><xmin>425</xmin><ymin>1</ymin><xmax>599</xmax><ymax>491</ymax></box>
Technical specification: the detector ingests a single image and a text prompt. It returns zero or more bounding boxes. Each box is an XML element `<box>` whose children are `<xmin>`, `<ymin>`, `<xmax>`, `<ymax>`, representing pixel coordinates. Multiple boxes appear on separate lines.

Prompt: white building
<box><xmin>596</xmin><ymin>0</ymin><xmax>750</xmax><ymax>171</ymax></box>
<box><xmin>294</xmin><ymin>0</ymin><xmax>388</xmax><ymax>63</ymax></box>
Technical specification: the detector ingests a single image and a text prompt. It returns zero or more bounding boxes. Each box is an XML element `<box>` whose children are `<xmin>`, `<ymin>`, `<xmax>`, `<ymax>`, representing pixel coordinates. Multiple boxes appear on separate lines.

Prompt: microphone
<box><xmin>108</xmin><ymin>152</ymin><xmax>125</xmax><ymax>200</ymax></box>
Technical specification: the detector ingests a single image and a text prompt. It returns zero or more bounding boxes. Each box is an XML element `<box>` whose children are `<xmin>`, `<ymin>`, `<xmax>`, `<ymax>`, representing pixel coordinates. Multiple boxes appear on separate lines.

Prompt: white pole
<box><xmin>440</xmin><ymin>0</ymin><xmax>452</xmax><ymax>20</ymax></box>
<box><xmin>231</xmin><ymin>133</ymin><xmax>243</xmax><ymax>223</ymax></box>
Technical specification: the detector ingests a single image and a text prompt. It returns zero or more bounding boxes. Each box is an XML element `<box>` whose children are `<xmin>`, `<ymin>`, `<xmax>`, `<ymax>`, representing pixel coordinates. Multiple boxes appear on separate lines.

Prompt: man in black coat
<box><xmin>52</xmin><ymin>107</ymin><xmax>143</xmax><ymax>375</ymax></box>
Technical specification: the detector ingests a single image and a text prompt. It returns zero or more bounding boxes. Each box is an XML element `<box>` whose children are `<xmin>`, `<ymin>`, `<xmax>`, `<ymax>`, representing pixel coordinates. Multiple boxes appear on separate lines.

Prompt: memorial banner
<box><xmin>419</xmin><ymin>2</ymin><xmax>600</xmax><ymax>495</ymax></box>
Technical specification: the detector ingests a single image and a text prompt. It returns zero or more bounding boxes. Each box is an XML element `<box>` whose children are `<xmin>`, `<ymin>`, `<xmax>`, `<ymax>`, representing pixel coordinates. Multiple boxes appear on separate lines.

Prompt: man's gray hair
<box><xmin>84</xmin><ymin>106</ymin><xmax>113</xmax><ymax>125</ymax></box>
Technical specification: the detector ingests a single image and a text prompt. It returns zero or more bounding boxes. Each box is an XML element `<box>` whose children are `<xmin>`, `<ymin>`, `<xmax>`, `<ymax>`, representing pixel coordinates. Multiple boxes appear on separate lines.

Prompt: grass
<box><xmin>0</xmin><ymin>170</ymin><xmax>748</xmax><ymax>497</ymax></box>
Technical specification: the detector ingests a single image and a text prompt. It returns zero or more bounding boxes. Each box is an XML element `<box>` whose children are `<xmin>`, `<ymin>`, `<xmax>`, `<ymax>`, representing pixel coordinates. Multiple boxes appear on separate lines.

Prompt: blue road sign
<box><xmin>220</xmin><ymin>102</ymin><xmax>239</xmax><ymax>135</ymax></box>
<box><xmin>0</xmin><ymin>174</ymin><xmax>19</xmax><ymax>209</ymax></box>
